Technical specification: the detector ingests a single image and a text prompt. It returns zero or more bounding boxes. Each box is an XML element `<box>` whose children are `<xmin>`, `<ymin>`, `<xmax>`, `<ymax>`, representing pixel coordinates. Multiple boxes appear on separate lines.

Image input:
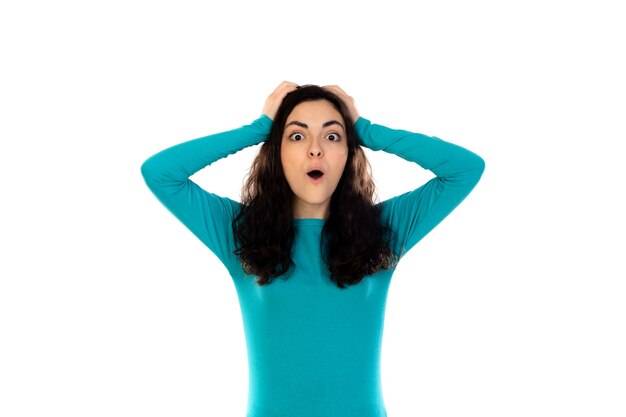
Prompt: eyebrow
<box><xmin>285</xmin><ymin>120</ymin><xmax>345</xmax><ymax>130</ymax></box>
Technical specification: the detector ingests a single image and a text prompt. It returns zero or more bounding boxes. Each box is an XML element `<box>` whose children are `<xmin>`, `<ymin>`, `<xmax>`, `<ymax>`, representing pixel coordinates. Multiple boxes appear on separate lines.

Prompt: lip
<box><xmin>306</xmin><ymin>165</ymin><xmax>325</xmax><ymax>174</ymax></box>
<box><xmin>306</xmin><ymin>172</ymin><xmax>324</xmax><ymax>184</ymax></box>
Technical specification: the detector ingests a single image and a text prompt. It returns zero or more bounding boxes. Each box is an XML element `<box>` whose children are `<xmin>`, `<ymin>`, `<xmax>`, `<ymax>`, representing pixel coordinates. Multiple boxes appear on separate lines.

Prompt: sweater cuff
<box><xmin>354</xmin><ymin>116</ymin><xmax>373</xmax><ymax>149</ymax></box>
<box><xmin>257</xmin><ymin>114</ymin><xmax>273</xmax><ymax>131</ymax></box>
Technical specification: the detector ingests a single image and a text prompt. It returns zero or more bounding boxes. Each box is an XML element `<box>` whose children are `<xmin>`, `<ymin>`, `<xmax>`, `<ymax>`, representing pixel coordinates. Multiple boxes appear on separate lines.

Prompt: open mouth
<box><xmin>307</xmin><ymin>170</ymin><xmax>324</xmax><ymax>180</ymax></box>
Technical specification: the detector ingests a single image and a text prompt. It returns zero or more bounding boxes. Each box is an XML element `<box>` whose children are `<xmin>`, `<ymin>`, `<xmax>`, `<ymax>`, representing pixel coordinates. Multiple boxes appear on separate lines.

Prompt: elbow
<box><xmin>140</xmin><ymin>156</ymin><xmax>160</xmax><ymax>185</ymax></box>
<box><xmin>471</xmin><ymin>154</ymin><xmax>486</xmax><ymax>185</ymax></box>
<box><xmin>474</xmin><ymin>154</ymin><xmax>486</xmax><ymax>176</ymax></box>
<box><xmin>463</xmin><ymin>153</ymin><xmax>486</xmax><ymax>184</ymax></box>
<box><xmin>140</xmin><ymin>157</ymin><xmax>153</xmax><ymax>181</ymax></box>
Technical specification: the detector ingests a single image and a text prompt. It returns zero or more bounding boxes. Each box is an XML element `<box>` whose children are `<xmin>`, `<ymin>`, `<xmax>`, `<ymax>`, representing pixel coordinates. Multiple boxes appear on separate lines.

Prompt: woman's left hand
<box><xmin>322</xmin><ymin>85</ymin><xmax>360</xmax><ymax>126</ymax></box>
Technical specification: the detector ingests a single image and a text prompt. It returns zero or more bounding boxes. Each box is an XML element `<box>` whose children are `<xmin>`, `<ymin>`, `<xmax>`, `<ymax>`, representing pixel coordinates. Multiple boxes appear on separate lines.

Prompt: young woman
<box><xmin>141</xmin><ymin>81</ymin><xmax>485</xmax><ymax>417</ymax></box>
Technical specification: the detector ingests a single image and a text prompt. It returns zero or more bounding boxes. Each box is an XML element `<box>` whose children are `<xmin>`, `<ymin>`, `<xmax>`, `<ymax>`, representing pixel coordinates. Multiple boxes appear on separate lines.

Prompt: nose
<box><xmin>308</xmin><ymin>137</ymin><xmax>323</xmax><ymax>158</ymax></box>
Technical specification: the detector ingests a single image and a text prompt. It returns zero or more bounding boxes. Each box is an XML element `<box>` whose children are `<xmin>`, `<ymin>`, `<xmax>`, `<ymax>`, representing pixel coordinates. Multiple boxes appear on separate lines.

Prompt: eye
<box><xmin>289</xmin><ymin>132</ymin><xmax>304</xmax><ymax>141</ymax></box>
<box><xmin>326</xmin><ymin>132</ymin><xmax>341</xmax><ymax>142</ymax></box>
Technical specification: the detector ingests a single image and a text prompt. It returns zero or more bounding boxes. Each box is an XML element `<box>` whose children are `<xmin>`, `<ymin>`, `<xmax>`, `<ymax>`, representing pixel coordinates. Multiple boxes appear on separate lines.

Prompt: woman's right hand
<box><xmin>262</xmin><ymin>81</ymin><xmax>299</xmax><ymax>121</ymax></box>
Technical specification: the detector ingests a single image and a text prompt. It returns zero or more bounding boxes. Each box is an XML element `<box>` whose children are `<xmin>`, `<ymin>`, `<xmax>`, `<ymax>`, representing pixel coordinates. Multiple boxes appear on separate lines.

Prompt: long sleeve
<box><xmin>355</xmin><ymin>116</ymin><xmax>485</xmax><ymax>259</ymax></box>
<box><xmin>140</xmin><ymin>115</ymin><xmax>272</xmax><ymax>272</ymax></box>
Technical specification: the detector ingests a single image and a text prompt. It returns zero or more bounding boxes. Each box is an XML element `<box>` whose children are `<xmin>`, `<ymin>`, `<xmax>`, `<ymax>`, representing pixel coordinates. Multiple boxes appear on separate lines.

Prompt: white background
<box><xmin>1</xmin><ymin>0</ymin><xmax>624</xmax><ymax>416</ymax></box>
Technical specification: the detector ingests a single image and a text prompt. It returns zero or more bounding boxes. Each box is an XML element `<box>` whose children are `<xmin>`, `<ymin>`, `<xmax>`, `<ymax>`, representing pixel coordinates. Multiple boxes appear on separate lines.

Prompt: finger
<box><xmin>276</xmin><ymin>81</ymin><xmax>299</xmax><ymax>95</ymax></box>
<box><xmin>268</xmin><ymin>81</ymin><xmax>298</xmax><ymax>100</ymax></box>
<box><xmin>279</xmin><ymin>81</ymin><xmax>299</xmax><ymax>90</ymax></box>
<box><xmin>323</xmin><ymin>85</ymin><xmax>343</xmax><ymax>93</ymax></box>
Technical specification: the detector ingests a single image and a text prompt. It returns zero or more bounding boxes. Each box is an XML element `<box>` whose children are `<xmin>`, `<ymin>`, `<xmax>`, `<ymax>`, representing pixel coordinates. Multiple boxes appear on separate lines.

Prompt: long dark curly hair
<box><xmin>232</xmin><ymin>85</ymin><xmax>399</xmax><ymax>289</ymax></box>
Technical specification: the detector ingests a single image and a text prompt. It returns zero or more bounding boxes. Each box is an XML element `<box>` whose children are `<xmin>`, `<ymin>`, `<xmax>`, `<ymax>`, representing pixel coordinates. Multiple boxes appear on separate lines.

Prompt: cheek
<box><xmin>280</xmin><ymin>148</ymin><xmax>298</xmax><ymax>177</ymax></box>
<box><xmin>335</xmin><ymin>150</ymin><xmax>349</xmax><ymax>174</ymax></box>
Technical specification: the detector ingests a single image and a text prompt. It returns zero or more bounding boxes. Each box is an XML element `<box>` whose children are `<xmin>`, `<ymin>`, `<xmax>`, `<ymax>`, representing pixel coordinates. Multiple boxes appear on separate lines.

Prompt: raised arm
<box><xmin>357</xmin><ymin>117</ymin><xmax>484</xmax><ymax>258</ymax></box>
<box><xmin>140</xmin><ymin>82</ymin><xmax>299</xmax><ymax>271</ymax></box>
<box><xmin>140</xmin><ymin>116</ymin><xmax>271</xmax><ymax>268</ymax></box>
<box><xmin>324</xmin><ymin>85</ymin><xmax>485</xmax><ymax>259</ymax></box>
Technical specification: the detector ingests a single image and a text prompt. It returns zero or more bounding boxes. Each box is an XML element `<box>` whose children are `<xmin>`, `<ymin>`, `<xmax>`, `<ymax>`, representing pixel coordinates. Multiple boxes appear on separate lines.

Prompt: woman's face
<box><xmin>280</xmin><ymin>99</ymin><xmax>349</xmax><ymax>220</ymax></box>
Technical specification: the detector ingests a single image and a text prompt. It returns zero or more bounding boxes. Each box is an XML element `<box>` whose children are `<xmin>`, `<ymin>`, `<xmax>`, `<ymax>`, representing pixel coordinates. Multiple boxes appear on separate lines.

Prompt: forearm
<box><xmin>354</xmin><ymin>116</ymin><xmax>485</xmax><ymax>184</ymax></box>
<box><xmin>141</xmin><ymin>115</ymin><xmax>273</xmax><ymax>188</ymax></box>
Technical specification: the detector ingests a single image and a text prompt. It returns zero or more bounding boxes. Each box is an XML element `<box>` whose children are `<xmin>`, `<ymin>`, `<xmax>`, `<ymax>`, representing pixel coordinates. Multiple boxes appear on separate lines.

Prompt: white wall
<box><xmin>1</xmin><ymin>0</ymin><xmax>624</xmax><ymax>416</ymax></box>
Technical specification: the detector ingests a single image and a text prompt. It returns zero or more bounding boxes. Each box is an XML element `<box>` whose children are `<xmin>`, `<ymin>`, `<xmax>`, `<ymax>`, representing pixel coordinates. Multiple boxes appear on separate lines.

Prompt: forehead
<box><xmin>285</xmin><ymin>100</ymin><xmax>343</xmax><ymax>124</ymax></box>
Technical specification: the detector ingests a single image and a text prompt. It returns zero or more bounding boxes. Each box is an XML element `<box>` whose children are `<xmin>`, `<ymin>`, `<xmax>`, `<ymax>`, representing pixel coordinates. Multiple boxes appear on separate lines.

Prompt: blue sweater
<box><xmin>141</xmin><ymin>114</ymin><xmax>484</xmax><ymax>417</ymax></box>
